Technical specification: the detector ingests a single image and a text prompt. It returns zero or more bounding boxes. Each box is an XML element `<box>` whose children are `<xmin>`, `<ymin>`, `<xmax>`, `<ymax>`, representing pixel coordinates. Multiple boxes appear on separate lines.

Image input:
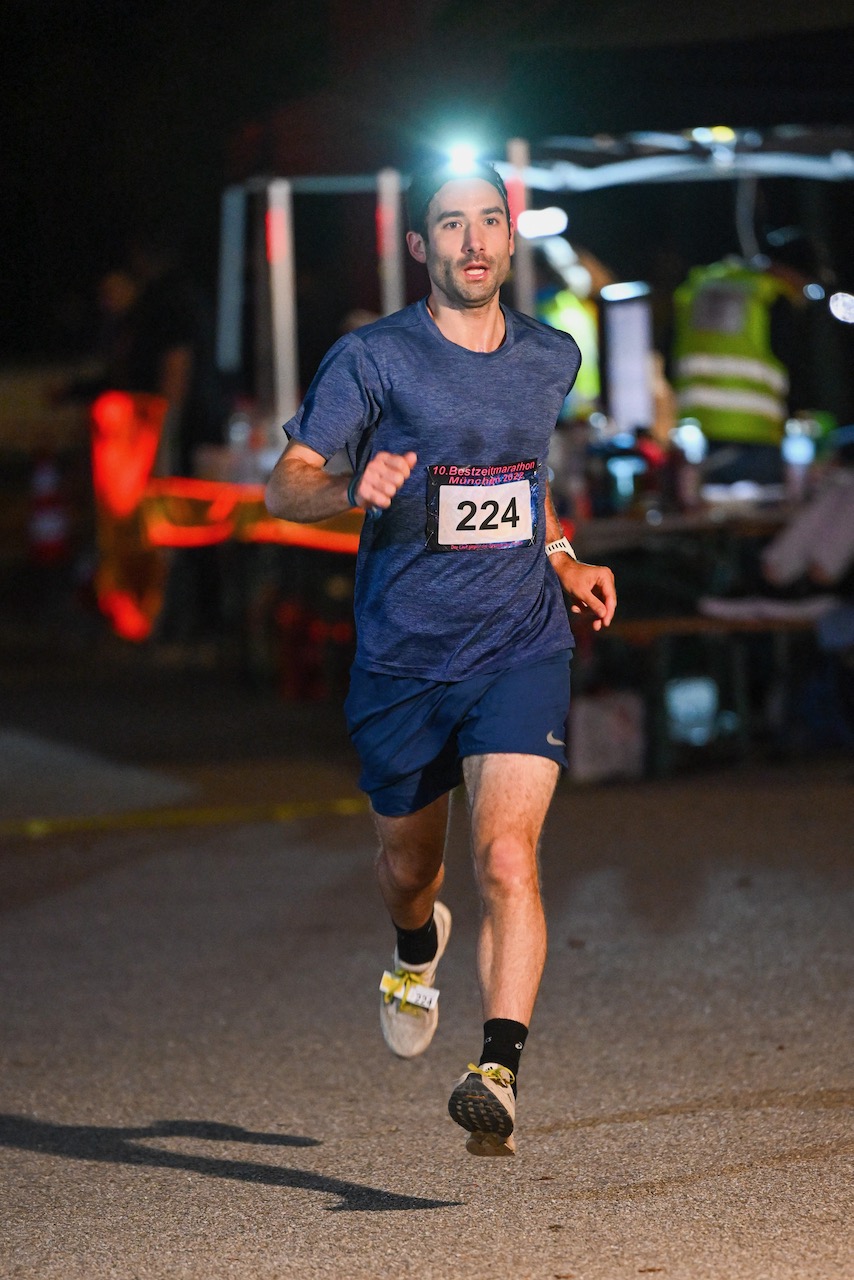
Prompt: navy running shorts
<box><xmin>344</xmin><ymin>649</ymin><xmax>572</xmax><ymax>817</ymax></box>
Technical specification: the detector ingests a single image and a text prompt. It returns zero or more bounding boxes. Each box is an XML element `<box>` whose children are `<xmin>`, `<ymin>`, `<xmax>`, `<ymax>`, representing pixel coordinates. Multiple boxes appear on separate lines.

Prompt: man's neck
<box><xmin>425</xmin><ymin>294</ymin><xmax>506</xmax><ymax>353</ymax></box>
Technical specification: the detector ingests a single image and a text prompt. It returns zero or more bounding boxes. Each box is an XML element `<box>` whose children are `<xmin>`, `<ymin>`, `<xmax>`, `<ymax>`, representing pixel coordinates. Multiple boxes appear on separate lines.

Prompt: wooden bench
<box><xmin>592</xmin><ymin>613</ymin><xmax>817</xmax><ymax>776</ymax></box>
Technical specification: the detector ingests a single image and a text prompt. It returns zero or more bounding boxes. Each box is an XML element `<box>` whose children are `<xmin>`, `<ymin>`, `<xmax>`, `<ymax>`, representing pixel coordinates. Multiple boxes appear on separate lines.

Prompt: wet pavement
<box><xmin>1</xmin><ymin>609</ymin><xmax>852</xmax><ymax>1279</ymax></box>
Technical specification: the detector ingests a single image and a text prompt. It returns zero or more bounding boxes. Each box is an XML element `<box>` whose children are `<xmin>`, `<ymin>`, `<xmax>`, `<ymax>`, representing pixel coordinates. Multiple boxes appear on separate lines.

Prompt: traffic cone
<box><xmin>28</xmin><ymin>454</ymin><xmax>71</xmax><ymax>565</ymax></box>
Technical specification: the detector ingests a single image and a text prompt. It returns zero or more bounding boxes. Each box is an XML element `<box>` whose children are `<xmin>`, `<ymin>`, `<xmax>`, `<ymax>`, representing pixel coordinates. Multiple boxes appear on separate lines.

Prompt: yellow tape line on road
<box><xmin>1</xmin><ymin>797</ymin><xmax>369</xmax><ymax>842</ymax></box>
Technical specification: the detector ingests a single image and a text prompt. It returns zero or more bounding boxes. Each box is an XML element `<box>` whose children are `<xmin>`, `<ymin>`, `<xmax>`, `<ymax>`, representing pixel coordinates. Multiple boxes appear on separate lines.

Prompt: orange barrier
<box><xmin>141</xmin><ymin>477</ymin><xmax>362</xmax><ymax>553</ymax></box>
<box><xmin>89</xmin><ymin>392</ymin><xmax>362</xmax><ymax>641</ymax></box>
<box><xmin>90</xmin><ymin>392</ymin><xmax>170</xmax><ymax>640</ymax></box>
<box><xmin>91</xmin><ymin>391</ymin><xmax>166</xmax><ymax>518</ymax></box>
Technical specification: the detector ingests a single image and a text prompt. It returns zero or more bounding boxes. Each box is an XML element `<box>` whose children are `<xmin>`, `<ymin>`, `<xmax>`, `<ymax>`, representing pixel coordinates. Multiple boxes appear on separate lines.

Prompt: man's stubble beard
<box><xmin>427</xmin><ymin>247</ymin><xmax>511</xmax><ymax>310</ymax></box>
<box><xmin>435</xmin><ymin>258</ymin><xmax>507</xmax><ymax>308</ymax></box>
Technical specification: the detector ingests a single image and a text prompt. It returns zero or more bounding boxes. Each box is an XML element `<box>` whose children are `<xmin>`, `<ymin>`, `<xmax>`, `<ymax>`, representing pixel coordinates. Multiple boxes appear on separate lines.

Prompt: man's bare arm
<box><xmin>544</xmin><ymin>480</ymin><xmax>616</xmax><ymax>631</ymax></box>
<box><xmin>265</xmin><ymin>440</ymin><xmax>417</xmax><ymax>523</ymax></box>
<box><xmin>265</xmin><ymin>442</ymin><xmax>350</xmax><ymax>522</ymax></box>
<box><xmin>544</xmin><ymin>479</ymin><xmax>567</xmax><ymax>546</ymax></box>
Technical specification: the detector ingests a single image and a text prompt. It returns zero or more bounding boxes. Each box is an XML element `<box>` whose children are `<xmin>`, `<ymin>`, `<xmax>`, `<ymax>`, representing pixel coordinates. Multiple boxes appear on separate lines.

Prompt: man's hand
<box><xmin>551</xmin><ymin>555</ymin><xmax>617</xmax><ymax>631</ymax></box>
<box><xmin>351</xmin><ymin>451</ymin><xmax>417</xmax><ymax>510</ymax></box>
<box><xmin>266</xmin><ymin>443</ymin><xmax>417</xmax><ymax>523</ymax></box>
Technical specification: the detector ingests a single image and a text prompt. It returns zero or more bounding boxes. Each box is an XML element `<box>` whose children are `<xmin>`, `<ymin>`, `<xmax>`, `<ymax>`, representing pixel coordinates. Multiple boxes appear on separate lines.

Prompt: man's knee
<box><xmin>475</xmin><ymin>834</ymin><xmax>540</xmax><ymax>899</ymax></box>
<box><xmin>376</xmin><ymin>845</ymin><xmax>444</xmax><ymax>898</ymax></box>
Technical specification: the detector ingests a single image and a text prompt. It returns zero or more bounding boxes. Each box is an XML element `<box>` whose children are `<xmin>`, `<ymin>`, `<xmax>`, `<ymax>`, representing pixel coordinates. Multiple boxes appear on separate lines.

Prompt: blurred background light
<box><xmin>692</xmin><ymin>125</ymin><xmax>736</xmax><ymax>145</ymax></box>
<box><xmin>829</xmin><ymin>292</ymin><xmax>854</xmax><ymax>323</ymax></box>
<box><xmin>781</xmin><ymin>433</ymin><xmax>816</xmax><ymax>465</ymax></box>
<box><xmin>671</xmin><ymin>418</ymin><xmax>708</xmax><ymax>464</ymax></box>
<box><xmin>600</xmin><ymin>281</ymin><xmax>650</xmax><ymax>302</ymax></box>
<box><xmin>515</xmin><ymin>207</ymin><xmax>569</xmax><ymax>239</ymax></box>
<box><xmin>447</xmin><ymin>143</ymin><xmax>479</xmax><ymax>174</ymax></box>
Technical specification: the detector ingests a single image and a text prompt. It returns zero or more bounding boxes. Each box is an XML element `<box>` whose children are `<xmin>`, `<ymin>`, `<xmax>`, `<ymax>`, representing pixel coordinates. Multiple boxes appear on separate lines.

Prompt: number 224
<box><xmin>455</xmin><ymin>496</ymin><xmax>520</xmax><ymax>533</ymax></box>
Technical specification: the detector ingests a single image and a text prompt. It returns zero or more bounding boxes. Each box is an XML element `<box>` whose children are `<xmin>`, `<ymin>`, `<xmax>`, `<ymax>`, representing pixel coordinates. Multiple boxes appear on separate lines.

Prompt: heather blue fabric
<box><xmin>284</xmin><ymin>299</ymin><xmax>581</xmax><ymax>681</ymax></box>
<box><xmin>345</xmin><ymin>649</ymin><xmax>572</xmax><ymax>816</ymax></box>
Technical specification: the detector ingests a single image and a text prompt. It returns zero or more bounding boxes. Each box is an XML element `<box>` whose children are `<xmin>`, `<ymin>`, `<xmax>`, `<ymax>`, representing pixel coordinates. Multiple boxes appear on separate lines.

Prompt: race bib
<box><xmin>426</xmin><ymin>459</ymin><xmax>538</xmax><ymax>552</ymax></box>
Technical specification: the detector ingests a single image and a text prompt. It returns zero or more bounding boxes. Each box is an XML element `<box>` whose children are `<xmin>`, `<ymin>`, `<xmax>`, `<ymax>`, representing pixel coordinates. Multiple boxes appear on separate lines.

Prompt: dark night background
<box><xmin>3</xmin><ymin>0</ymin><xmax>854</xmax><ymax>386</ymax></box>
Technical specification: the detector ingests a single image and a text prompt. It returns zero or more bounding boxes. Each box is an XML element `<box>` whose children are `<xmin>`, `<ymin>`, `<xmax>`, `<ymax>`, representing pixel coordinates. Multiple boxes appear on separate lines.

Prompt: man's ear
<box><xmin>508</xmin><ymin>219</ymin><xmax>516</xmax><ymax>258</ymax></box>
<box><xmin>406</xmin><ymin>230</ymin><xmax>427</xmax><ymax>264</ymax></box>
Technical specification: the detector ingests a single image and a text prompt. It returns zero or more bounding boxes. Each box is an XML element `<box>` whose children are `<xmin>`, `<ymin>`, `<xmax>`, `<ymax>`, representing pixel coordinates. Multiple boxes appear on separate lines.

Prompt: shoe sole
<box><xmin>448</xmin><ymin>1076</ymin><xmax>514</xmax><ymax>1142</ymax></box>
<box><xmin>465</xmin><ymin>1131</ymin><xmax>516</xmax><ymax>1157</ymax></box>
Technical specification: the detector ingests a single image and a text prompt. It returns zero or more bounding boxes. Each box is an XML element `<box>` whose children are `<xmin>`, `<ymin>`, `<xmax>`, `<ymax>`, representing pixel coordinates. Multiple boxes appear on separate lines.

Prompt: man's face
<box><xmin>406</xmin><ymin>177</ymin><xmax>514</xmax><ymax>309</ymax></box>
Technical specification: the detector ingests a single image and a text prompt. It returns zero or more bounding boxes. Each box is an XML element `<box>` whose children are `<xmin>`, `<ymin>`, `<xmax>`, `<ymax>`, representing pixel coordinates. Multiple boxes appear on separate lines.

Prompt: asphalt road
<box><xmin>1</xmin><ymin>627</ymin><xmax>852</xmax><ymax>1279</ymax></box>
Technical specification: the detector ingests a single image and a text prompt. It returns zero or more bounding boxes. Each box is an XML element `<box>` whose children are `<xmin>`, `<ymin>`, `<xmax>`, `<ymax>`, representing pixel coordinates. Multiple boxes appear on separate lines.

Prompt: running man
<box><xmin>265</xmin><ymin>157</ymin><xmax>616</xmax><ymax>1156</ymax></box>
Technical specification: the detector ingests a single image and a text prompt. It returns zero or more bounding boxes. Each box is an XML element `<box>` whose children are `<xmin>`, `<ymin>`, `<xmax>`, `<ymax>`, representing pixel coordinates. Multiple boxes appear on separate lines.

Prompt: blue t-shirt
<box><xmin>284</xmin><ymin>299</ymin><xmax>581</xmax><ymax>680</ymax></box>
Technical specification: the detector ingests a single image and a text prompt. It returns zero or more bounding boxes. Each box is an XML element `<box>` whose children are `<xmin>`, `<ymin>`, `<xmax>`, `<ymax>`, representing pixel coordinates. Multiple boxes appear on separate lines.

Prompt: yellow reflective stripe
<box><xmin>675</xmin><ymin>354</ymin><xmax>788</xmax><ymax>394</ymax></box>
<box><xmin>0</xmin><ymin>797</ymin><xmax>368</xmax><ymax>842</ymax></box>
<box><xmin>677</xmin><ymin>385</ymin><xmax>786</xmax><ymax>421</ymax></box>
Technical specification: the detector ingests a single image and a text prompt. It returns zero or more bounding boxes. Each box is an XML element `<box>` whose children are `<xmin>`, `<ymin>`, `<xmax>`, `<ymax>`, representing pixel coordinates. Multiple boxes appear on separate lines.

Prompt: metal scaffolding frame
<box><xmin>216</xmin><ymin>128</ymin><xmax>854</xmax><ymax>424</ymax></box>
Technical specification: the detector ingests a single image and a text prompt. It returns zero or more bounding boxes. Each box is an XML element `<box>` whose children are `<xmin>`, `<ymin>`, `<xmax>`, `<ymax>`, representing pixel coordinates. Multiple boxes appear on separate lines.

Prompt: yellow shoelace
<box><xmin>383</xmin><ymin>967</ymin><xmax>429</xmax><ymax>1013</ymax></box>
<box><xmin>467</xmin><ymin>1062</ymin><xmax>516</xmax><ymax>1089</ymax></box>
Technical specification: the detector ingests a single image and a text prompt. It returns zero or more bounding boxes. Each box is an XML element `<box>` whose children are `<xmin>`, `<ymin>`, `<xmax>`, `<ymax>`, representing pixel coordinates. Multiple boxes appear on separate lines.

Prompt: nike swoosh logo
<box><xmin>546</xmin><ymin>731</ymin><xmax>566</xmax><ymax>747</ymax></box>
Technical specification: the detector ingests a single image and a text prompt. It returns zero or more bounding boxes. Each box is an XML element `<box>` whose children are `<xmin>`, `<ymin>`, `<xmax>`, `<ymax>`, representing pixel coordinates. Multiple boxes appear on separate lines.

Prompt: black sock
<box><xmin>394</xmin><ymin>913</ymin><xmax>438</xmax><ymax>966</ymax></box>
<box><xmin>479</xmin><ymin>1018</ymin><xmax>528</xmax><ymax>1093</ymax></box>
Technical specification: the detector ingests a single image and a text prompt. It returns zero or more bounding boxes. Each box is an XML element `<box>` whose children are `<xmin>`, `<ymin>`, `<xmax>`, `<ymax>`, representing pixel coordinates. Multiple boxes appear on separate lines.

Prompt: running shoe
<box><xmin>378</xmin><ymin>901</ymin><xmax>452</xmax><ymax>1058</ymax></box>
<box><xmin>448</xmin><ymin>1062</ymin><xmax>516</xmax><ymax>1156</ymax></box>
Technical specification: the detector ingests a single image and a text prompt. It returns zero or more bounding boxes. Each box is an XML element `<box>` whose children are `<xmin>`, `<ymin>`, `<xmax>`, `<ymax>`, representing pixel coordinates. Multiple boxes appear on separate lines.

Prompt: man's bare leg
<box><xmin>463</xmin><ymin>752</ymin><xmax>559</xmax><ymax>1024</ymax></box>
<box><xmin>373</xmin><ymin>792</ymin><xmax>450</xmax><ymax>930</ymax></box>
<box><xmin>448</xmin><ymin>753</ymin><xmax>559</xmax><ymax>1155</ymax></box>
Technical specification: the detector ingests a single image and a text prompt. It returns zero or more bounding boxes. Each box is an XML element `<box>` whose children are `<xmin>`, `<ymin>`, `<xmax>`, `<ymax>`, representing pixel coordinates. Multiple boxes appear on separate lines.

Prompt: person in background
<box><xmin>533</xmin><ymin>239</ymin><xmax>605</xmax><ymax>420</ymax></box>
<box><xmin>119</xmin><ymin>231</ymin><xmax>229</xmax><ymax>655</ymax></box>
<box><xmin>52</xmin><ymin>268</ymin><xmax>139</xmax><ymax>408</ymax></box>
<box><xmin>671</xmin><ymin>236</ymin><xmax>823</xmax><ymax>487</ymax></box>
<box><xmin>122</xmin><ymin>231</ymin><xmax>227</xmax><ymax>479</ymax></box>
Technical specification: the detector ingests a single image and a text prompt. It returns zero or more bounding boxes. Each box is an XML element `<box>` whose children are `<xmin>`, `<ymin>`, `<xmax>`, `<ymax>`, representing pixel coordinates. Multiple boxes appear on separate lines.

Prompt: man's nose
<box><xmin>462</xmin><ymin>224</ymin><xmax>483</xmax><ymax>253</ymax></box>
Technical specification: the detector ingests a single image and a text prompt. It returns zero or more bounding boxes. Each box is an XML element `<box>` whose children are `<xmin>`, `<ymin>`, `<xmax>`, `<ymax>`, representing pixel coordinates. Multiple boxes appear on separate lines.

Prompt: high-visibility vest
<box><xmin>537</xmin><ymin>288</ymin><xmax>600</xmax><ymax>408</ymax></box>
<box><xmin>673</xmin><ymin>260</ymin><xmax>795</xmax><ymax>445</ymax></box>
